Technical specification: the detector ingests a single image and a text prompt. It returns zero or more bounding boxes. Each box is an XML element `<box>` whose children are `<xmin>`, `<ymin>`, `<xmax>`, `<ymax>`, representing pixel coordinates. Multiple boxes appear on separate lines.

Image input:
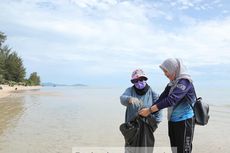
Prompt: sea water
<box><xmin>0</xmin><ymin>86</ymin><xmax>229</xmax><ymax>153</ymax></box>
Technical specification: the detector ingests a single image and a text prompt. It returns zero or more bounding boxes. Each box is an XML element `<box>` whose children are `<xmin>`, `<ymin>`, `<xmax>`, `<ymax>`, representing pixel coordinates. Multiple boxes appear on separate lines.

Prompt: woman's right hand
<box><xmin>128</xmin><ymin>97</ymin><xmax>140</xmax><ymax>105</ymax></box>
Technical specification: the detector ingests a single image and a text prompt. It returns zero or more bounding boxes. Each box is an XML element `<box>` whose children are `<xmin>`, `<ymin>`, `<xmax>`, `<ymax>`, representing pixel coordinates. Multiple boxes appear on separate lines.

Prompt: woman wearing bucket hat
<box><xmin>120</xmin><ymin>69</ymin><xmax>162</xmax><ymax>152</ymax></box>
<box><xmin>139</xmin><ymin>58</ymin><xmax>196</xmax><ymax>153</ymax></box>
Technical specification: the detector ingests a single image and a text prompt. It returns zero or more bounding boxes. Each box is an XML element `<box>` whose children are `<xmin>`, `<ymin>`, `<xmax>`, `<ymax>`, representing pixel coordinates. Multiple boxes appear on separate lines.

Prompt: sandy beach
<box><xmin>0</xmin><ymin>85</ymin><xmax>42</xmax><ymax>99</ymax></box>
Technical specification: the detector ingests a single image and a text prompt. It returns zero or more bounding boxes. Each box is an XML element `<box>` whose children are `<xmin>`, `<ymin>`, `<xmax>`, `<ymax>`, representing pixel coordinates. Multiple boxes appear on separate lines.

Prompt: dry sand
<box><xmin>0</xmin><ymin>85</ymin><xmax>42</xmax><ymax>99</ymax></box>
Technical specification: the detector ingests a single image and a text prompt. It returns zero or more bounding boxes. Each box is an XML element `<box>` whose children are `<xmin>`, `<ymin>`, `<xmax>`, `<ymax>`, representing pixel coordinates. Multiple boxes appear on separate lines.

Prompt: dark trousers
<box><xmin>168</xmin><ymin>118</ymin><xmax>195</xmax><ymax>153</ymax></box>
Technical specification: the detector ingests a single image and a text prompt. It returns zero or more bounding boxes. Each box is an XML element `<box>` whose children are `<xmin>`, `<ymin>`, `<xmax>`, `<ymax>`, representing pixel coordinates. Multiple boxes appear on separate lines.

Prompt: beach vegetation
<box><xmin>0</xmin><ymin>31</ymin><xmax>41</xmax><ymax>86</ymax></box>
<box><xmin>0</xmin><ymin>31</ymin><xmax>6</xmax><ymax>47</ymax></box>
<box><xmin>27</xmin><ymin>72</ymin><xmax>41</xmax><ymax>86</ymax></box>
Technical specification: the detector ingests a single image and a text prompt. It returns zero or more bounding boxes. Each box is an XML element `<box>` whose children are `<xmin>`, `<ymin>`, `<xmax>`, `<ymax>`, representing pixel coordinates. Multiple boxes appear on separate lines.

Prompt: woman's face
<box><xmin>162</xmin><ymin>68</ymin><xmax>175</xmax><ymax>81</ymax></box>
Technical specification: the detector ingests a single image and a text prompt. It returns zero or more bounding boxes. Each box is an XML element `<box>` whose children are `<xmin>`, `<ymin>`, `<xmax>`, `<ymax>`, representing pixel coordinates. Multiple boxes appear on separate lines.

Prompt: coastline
<box><xmin>0</xmin><ymin>85</ymin><xmax>42</xmax><ymax>99</ymax></box>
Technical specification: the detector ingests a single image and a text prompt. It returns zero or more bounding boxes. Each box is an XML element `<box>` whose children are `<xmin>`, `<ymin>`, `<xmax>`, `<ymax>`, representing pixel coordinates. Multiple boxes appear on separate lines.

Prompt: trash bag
<box><xmin>120</xmin><ymin>115</ymin><xmax>158</xmax><ymax>153</ymax></box>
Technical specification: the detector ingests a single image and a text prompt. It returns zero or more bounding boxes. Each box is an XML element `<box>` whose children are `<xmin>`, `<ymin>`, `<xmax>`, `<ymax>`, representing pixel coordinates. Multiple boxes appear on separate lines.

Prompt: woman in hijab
<box><xmin>120</xmin><ymin>69</ymin><xmax>162</xmax><ymax>152</ymax></box>
<box><xmin>139</xmin><ymin>58</ymin><xmax>196</xmax><ymax>153</ymax></box>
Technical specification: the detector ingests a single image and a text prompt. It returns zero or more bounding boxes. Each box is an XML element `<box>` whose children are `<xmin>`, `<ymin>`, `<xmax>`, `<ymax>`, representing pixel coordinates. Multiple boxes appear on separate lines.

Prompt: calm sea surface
<box><xmin>0</xmin><ymin>86</ymin><xmax>229</xmax><ymax>153</ymax></box>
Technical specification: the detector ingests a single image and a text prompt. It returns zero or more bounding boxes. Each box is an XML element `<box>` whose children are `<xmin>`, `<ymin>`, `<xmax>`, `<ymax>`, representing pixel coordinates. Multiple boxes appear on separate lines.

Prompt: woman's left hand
<box><xmin>138</xmin><ymin>108</ymin><xmax>151</xmax><ymax>117</ymax></box>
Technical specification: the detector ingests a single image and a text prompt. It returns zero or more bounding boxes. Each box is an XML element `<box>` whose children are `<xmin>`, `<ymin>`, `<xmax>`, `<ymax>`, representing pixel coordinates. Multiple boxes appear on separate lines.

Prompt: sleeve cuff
<box><xmin>156</xmin><ymin>103</ymin><xmax>164</xmax><ymax>110</ymax></box>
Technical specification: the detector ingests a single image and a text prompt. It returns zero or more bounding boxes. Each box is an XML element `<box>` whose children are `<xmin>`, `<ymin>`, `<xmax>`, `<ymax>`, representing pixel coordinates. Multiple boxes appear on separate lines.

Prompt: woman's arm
<box><xmin>120</xmin><ymin>88</ymin><xmax>132</xmax><ymax>106</ymax></box>
<box><xmin>155</xmin><ymin>79</ymin><xmax>192</xmax><ymax>110</ymax></box>
<box><xmin>139</xmin><ymin>79</ymin><xmax>192</xmax><ymax>116</ymax></box>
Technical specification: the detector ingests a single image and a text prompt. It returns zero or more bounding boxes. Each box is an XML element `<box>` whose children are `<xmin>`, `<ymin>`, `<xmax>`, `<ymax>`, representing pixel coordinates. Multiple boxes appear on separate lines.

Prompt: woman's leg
<box><xmin>168</xmin><ymin>121</ymin><xmax>177</xmax><ymax>153</ymax></box>
<box><xmin>168</xmin><ymin>118</ymin><xmax>195</xmax><ymax>153</ymax></box>
<box><xmin>183</xmin><ymin>118</ymin><xmax>195</xmax><ymax>153</ymax></box>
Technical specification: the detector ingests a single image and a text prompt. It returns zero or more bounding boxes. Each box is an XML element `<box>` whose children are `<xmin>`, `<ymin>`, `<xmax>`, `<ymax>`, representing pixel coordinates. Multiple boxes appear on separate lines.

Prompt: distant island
<box><xmin>41</xmin><ymin>82</ymin><xmax>87</xmax><ymax>87</ymax></box>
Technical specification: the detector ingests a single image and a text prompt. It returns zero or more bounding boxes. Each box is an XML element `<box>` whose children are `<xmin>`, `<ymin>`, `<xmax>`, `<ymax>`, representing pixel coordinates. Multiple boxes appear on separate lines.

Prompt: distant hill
<box><xmin>72</xmin><ymin>84</ymin><xmax>87</xmax><ymax>87</ymax></box>
<box><xmin>41</xmin><ymin>82</ymin><xmax>57</xmax><ymax>86</ymax></box>
<box><xmin>41</xmin><ymin>82</ymin><xmax>87</xmax><ymax>87</ymax></box>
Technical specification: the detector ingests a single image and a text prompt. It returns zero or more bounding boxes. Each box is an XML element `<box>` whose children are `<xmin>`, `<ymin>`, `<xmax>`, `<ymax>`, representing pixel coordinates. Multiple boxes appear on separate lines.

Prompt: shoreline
<box><xmin>0</xmin><ymin>85</ymin><xmax>42</xmax><ymax>99</ymax></box>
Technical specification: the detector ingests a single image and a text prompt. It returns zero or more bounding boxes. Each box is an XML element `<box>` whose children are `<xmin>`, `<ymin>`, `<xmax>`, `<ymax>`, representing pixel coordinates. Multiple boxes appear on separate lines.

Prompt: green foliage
<box><xmin>5</xmin><ymin>52</ymin><xmax>26</xmax><ymax>82</ymax></box>
<box><xmin>0</xmin><ymin>74</ymin><xmax>4</xmax><ymax>84</ymax></box>
<box><xmin>0</xmin><ymin>35</ymin><xmax>10</xmax><ymax>80</ymax></box>
<box><xmin>4</xmin><ymin>80</ymin><xmax>17</xmax><ymax>87</ymax></box>
<box><xmin>0</xmin><ymin>32</ymin><xmax>6</xmax><ymax>47</ymax></box>
<box><xmin>0</xmin><ymin>31</ymin><xmax>40</xmax><ymax>86</ymax></box>
<box><xmin>28</xmin><ymin>72</ymin><xmax>40</xmax><ymax>86</ymax></box>
<box><xmin>0</xmin><ymin>33</ymin><xmax>8</xmax><ymax>78</ymax></box>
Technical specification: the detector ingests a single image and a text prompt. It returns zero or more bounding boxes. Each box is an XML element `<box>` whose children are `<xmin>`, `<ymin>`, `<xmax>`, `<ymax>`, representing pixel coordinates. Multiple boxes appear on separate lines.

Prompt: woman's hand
<box><xmin>150</xmin><ymin>105</ymin><xmax>159</xmax><ymax>113</ymax></box>
<box><xmin>129</xmin><ymin>97</ymin><xmax>140</xmax><ymax>105</ymax></box>
<box><xmin>138</xmin><ymin>105</ymin><xmax>159</xmax><ymax>117</ymax></box>
<box><xmin>138</xmin><ymin>108</ymin><xmax>151</xmax><ymax>117</ymax></box>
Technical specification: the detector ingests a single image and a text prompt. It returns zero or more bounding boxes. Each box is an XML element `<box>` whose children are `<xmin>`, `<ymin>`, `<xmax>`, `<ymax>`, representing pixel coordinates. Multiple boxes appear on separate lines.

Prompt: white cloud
<box><xmin>0</xmin><ymin>0</ymin><xmax>230</xmax><ymax>84</ymax></box>
<box><xmin>170</xmin><ymin>0</ymin><xmax>217</xmax><ymax>10</ymax></box>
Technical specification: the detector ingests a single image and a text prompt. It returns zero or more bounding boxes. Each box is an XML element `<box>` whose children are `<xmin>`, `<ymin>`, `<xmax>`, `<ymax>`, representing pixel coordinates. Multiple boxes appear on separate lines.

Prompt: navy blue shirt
<box><xmin>156</xmin><ymin>79</ymin><xmax>196</xmax><ymax>122</ymax></box>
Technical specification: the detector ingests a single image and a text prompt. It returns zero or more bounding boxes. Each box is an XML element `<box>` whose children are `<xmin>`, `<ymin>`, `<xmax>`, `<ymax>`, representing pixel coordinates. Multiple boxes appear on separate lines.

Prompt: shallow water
<box><xmin>0</xmin><ymin>86</ymin><xmax>229</xmax><ymax>153</ymax></box>
<box><xmin>0</xmin><ymin>87</ymin><xmax>125</xmax><ymax>153</ymax></box>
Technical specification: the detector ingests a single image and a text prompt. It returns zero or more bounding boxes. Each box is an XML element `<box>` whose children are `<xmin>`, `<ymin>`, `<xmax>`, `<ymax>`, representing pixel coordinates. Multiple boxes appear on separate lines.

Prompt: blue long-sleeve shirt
<box><xmin>120</xmin><ymin>86</ymin><xmax>163</xmax><ymax>123</ymax></box>
<box><xmin>156</xmin><ymin>79</ymin><xmax>196</xmax><ymax>122</ymax></box>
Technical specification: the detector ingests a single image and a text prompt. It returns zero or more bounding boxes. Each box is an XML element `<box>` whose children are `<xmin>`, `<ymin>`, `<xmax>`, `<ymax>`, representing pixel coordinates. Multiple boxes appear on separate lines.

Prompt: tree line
<box><xmin>0</xmin><ymin>31</ymin><xmax>40</xmax><ymax>86</ymax></box>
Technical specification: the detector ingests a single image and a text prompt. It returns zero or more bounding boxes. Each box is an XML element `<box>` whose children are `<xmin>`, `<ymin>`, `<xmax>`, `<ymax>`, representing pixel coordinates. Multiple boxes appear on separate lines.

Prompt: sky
<box><xmin>0</xmin><ymin>0</ymin><xmax>230</xmax><ymax>88</ymax></box>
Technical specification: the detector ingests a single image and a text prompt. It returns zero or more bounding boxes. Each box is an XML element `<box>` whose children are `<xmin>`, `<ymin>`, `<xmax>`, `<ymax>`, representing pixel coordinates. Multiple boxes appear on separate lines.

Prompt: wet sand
<box><xmin>0</xmin><ymin>85</ymin><xmax>42</xmax><ymax>99</ymax></box>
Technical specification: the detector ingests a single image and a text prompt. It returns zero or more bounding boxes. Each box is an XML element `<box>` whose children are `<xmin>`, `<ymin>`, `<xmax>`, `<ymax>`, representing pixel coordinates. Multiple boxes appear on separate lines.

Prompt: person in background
<box><xmin>120</xmin><ymin>69</ymin><xmax>162</xmax><ymax>152</ymax></box>
<box><xmin>139</xmin><ymin>58</ymin><xmax>196</xmax><ymax>153</ymax></box>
